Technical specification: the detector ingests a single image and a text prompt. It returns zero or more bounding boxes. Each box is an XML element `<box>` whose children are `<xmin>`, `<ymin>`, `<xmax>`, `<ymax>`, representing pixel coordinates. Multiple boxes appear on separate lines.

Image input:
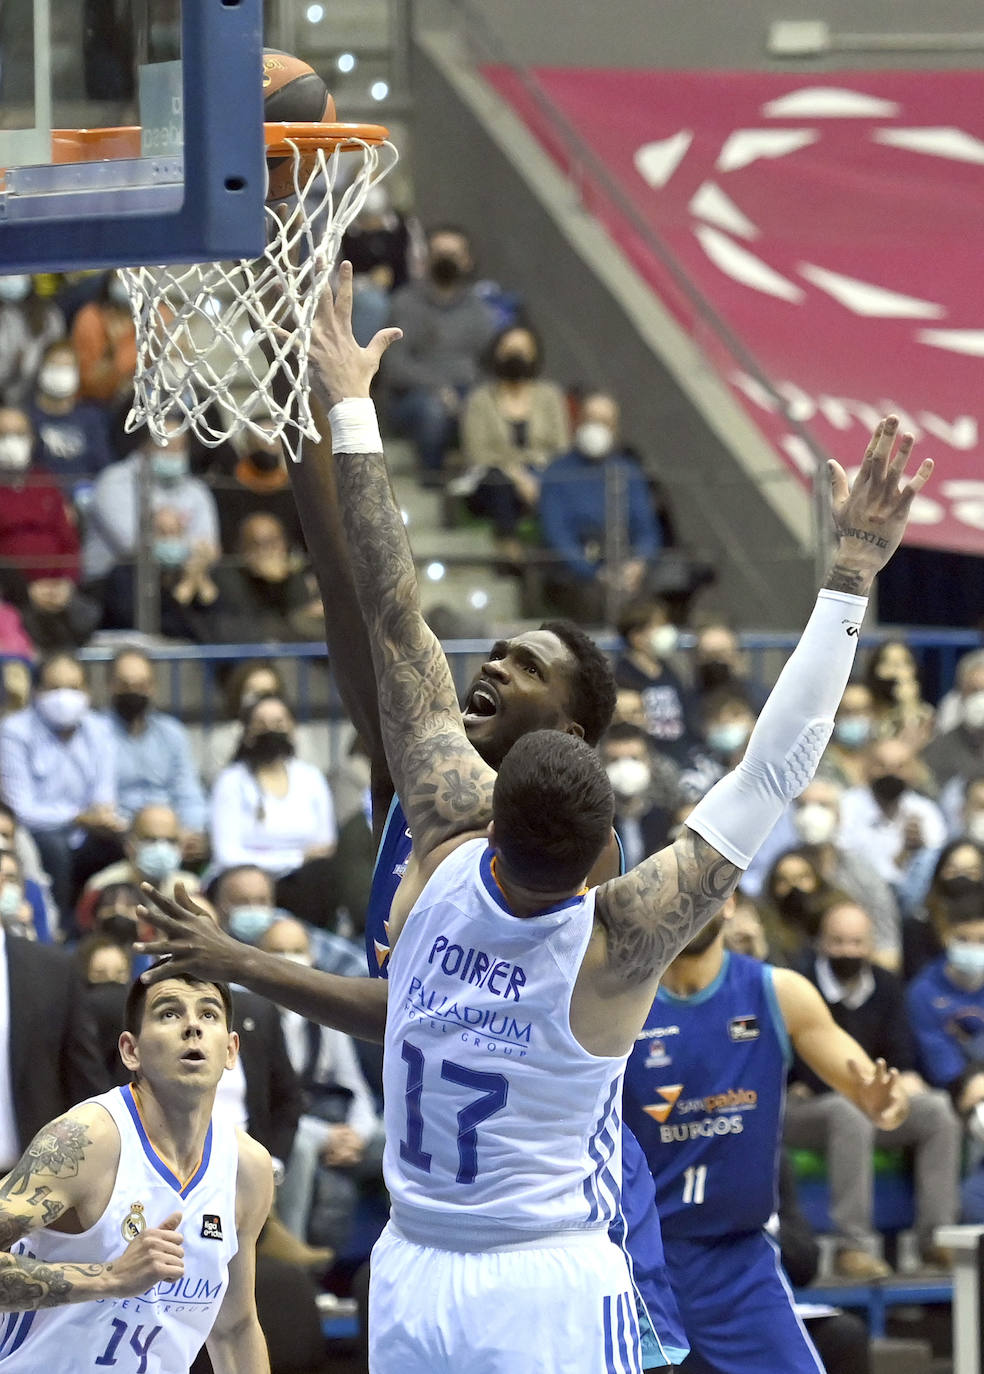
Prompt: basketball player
<box><xmin>623</xmin><ymin>899</ymin><xmax>907</xmax><ymax>1374</ymax></box>
<box><xmin>137</xmin><ymin>266</ymin><xmax>931</xmax><ymax>1372</ymax></box>
<box><xmin>0</xmin><ymin>973</ymin><xmax>273</xmax><ymax>1374</ymax></box>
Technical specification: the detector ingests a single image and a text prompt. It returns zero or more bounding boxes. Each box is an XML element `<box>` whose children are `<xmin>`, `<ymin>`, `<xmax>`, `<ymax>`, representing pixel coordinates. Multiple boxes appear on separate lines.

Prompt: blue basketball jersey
<box><xmin>623</xmin><ymin>951</ymin><xmax>791</xmax><ymax>1241</ymax></box>
<box><xmin>366</xmin><ymin>798</ymin><xmax>687</xmax><ymax>1366</ymax></box>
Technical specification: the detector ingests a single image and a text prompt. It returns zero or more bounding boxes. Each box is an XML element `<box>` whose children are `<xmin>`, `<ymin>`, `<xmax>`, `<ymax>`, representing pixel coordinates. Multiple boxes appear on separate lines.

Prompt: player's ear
<box><xmin>118</xmin><ymin>1030</ymin><xmax>140</xmax><ymax>1073</ymax></box>
<box><xmin>225</xmin><ymin>1030</ymin><xmax>240</xmax><ymax>1069</ymax></box>
<box><xmin>566</xmin><ymin>720</ymin><xmax>585</xmax><ymax>740</ymax></box>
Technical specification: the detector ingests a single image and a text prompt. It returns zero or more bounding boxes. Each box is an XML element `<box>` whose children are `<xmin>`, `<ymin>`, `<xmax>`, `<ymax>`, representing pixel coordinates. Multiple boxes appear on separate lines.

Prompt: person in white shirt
<box><xmin>209</xmin><ymin>695</ymin><xmax>336</xmax><ymax>880</ymax></box>
<box><xmin>259</xmin><ymin>918</ymin><xmax>382</xmax><ymax>1249</ymax></box>
<box><xmin>838</xmin><ymin>737</ymin><xmax>947</xmax><ymax>889</ymax></box>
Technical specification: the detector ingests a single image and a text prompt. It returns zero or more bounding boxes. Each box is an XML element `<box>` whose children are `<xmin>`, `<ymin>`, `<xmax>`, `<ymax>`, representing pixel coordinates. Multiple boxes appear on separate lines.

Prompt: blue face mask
<box><xmin>948</xmin><ymin>941</ymin><xmax>984</xmax><ymax>980</ymax></box>
<box><xmin>0</xmin><ymin>883</ymin><xmax>23</xmax><ymax>921</ymax></box>
<box><xmin>153</xmin><ymin>537</ymin><xmax>189</xmax><ymax>568</ymax></box>
<box><xmin>151</xmin><ymin>450</ymin><xmax>188</xmax><ymax>484</ymax></box>
<box><xmin>707</xmin><ymin>721</ymin><xmax>750</xmax><ymax>756</ymax></box>
<box><xmin>134</xmin><ymin>839</ymin><xmax>181</xmax><ymax>884</ymax></box>
<box><xmin>834</xmin><ymin>717</ymin><xmax>872</xmax><ymax>749</ymax></box>
<box><xmin>227</xmin><ymin>905</ymin><xmax>277</xmax><ymax>945</ymax></box>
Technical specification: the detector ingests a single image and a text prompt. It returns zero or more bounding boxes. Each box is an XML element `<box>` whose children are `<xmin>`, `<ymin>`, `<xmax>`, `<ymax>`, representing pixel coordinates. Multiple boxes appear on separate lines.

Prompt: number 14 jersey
<box><xmin>383</xmin><ymin>838</ymin><xmax>628</xmax><ymax>1251</ymax></box>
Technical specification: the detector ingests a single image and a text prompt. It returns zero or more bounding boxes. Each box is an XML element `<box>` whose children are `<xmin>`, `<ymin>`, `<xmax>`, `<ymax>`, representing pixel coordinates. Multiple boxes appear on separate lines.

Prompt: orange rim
<box><xmin>48</xmin><ymin>122</ymin><xmax>389</xmax><ymax>165</ymax></box>
<box><xmin>264</xmin><ymin>121</ymin><xmax>390</xmax><ymax>156</ymax></box>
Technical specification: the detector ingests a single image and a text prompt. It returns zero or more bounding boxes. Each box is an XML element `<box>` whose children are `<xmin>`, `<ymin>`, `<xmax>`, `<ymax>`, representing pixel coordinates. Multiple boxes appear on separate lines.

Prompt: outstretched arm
<box><xmin>594</xmin><ymin>417</ymin><xmax>933</xmax><ymax>988</ymax></box>
<box><xmin>305</xmin><ymin>262</ymin><xmax>497</xmax><ymax>860</ymax></box>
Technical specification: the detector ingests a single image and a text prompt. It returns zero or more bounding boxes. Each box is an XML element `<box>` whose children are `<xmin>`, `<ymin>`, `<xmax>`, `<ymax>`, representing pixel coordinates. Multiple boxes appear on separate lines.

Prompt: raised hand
<box><xmin>827</xmin><ymin>415</ymin><xmax>934</xmax><ymax>585</ymax></box>
<box><xmin>306</xmin><ymin>260</ymin><xmax>402</xmax><ymax>412</ymax></box>
<box><xmin>106</xmin><ymin>1211</ymin><xmax>184</xmax><ymax>1298</ymax></box>
<box><xmin>134</xmin><ymin>882</ymin><xmax>245</xmax><ymax>987</ymax></box>
<box><xmin>847</xmin><ymin>1057</ymin><xmax>909</xmax><ymax>1130</ymax></box>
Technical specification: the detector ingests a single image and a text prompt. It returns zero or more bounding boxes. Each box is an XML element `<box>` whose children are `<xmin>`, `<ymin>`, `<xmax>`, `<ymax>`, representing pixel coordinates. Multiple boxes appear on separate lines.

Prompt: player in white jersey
<box><xmin>0</xmin><ymin>973</ymin><xmax>273</xmax><ymax>1374</ymax></box>
<box><xmin>135</xmin><ymin>268</ymin><xmax>933</xmax><ymax>1373</ymax></box>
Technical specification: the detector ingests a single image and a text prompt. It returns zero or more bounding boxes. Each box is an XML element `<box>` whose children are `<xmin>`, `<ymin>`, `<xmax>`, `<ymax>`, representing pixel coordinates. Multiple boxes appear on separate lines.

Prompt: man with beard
<box><xmin>623</xmin><ymin>896</ymin><xmax>910</xmax><ymax>1372</ymax></box>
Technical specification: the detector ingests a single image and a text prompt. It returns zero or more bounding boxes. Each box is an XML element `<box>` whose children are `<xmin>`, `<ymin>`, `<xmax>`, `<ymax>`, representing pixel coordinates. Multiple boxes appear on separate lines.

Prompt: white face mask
<box><xmin>964</xmin><ymin>691</ymin><xmax>984</xmax><ymax>732</ymax></box>
<box><xmin>947</xmin><ymin>940</ymin><xmax>984</xmax><ymax>981</ymax></box>
<box><xmin>793</xmin><ymin>802</ymin><xmax>838</xmax><ymax>847</ymax></box>
<box><xmin>38</xmin><ymin>363</ymin><xmax>80</xmax><ymax>399</ymax></box>
<box><xmin>0</xmin><ymin>435</ymin><xmax>32</xmax><ymax>471</ymax></box>
<box><xmin>108</xmin><ymin>277</ymin><xmax>131</xmax><ymax>308</ymax></box>
<box><xmin>606</xmin><ymin>756</ymin><xmax>652</xmax><ymax>800</ymax></box>
<box><xmin>648</xmin><ymin>625</ymin><xmax>678</xmax><ymax>658</ymax></box>
<box><xmin>0</xmin><ymin>275</ymin><xmax>31</xmax><ymax>303</ymax></box>
<box><xmin>574</xmin><ymin>421</ymin><xmax>615</xmax><ymax>460</ymax></box>
<box><xmin>35</xmin><ymin>686</ymin><xmax>89</xmax><ymax>731</ymax></box>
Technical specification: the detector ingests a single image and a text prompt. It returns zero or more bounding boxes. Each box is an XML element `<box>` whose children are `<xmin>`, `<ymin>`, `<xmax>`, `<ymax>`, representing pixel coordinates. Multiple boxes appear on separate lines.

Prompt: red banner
<box><xmin>483</xmin><ymin>68</ymin><xmax>984</xmax><ymax>554</ymax></box>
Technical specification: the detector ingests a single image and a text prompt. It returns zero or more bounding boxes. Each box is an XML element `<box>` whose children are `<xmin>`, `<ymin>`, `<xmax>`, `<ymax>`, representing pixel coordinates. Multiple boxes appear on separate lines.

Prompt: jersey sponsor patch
<box><xmin>728</xmin><ymin>1014</ymin><xmax>760</xmax><ymax>1042</ymax></box>
<box><xmin>645</xmin><ymin>1039</ymin><xmax>672</xmax><ymax>1069</ymax></box>
<box><xmin>642</xmin><ymin>1084</ymin><xmax>683</xmax><ymax>1123</ymax></box>
<box><xmin>200</xmin><ymin>1214</ymin><xmax>223</xmax><ymax>1241</ymax></box>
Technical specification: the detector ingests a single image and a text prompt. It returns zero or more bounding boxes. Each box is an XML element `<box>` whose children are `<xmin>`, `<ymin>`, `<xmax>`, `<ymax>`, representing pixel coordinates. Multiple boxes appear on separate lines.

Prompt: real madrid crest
<box><xmin>121</xmin><ymin>1201</ymin><xmax>147</xmax><ymax>1242</ymax></box>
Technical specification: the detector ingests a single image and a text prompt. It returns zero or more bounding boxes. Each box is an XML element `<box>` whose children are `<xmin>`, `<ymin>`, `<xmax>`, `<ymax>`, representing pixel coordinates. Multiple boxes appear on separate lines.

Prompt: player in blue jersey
<box><xmin>623</xmin><ymin>899</ymin><xmax>908</xmax><ymax>1374</ymax></box>
<box><xmin>137</xmin><ymin>267</ymin><xmax>931</xmax><ymax>1373</ymax></box>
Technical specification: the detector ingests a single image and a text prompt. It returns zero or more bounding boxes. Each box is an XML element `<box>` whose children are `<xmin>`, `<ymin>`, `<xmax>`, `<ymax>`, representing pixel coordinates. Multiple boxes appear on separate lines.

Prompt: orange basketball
<box><xmin>262</xmin><ymin>48</ymin><xmax>336</xmax><ymax>202</ymax></box>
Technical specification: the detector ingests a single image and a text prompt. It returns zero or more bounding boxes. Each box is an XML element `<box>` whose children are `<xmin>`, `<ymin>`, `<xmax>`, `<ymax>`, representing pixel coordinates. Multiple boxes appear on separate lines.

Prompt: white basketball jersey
<box><xmin>0</xmin><ymin>1084</ymin><xmax>240</xmax><ymax>1374</ymax></box>
<box><xmin>383</xmin><ymin>838</ymin><xmax>627</xmax><ymax>1249</ymax></box>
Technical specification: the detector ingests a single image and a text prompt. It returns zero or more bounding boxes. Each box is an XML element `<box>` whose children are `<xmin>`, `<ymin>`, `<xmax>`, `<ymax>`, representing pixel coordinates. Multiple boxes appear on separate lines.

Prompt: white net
<box><xmin>121</xmin><ymin>132</ymin><xmax>398</xmax><ymax>463</ymax></box>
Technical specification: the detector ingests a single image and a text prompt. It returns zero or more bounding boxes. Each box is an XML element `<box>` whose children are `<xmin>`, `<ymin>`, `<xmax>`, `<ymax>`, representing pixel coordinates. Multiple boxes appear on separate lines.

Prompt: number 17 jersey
<box><xmin>383</xmin><ymin>838</ymin><xmax>628</xmax><ymax>1251</ymax></box>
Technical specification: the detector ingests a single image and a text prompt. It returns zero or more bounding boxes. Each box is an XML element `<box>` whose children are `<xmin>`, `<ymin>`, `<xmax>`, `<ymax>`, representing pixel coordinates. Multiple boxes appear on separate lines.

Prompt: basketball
<box><xmin>262</xmin><ymin>48</ymin><xmax>337</xmax><ymax>201</ymax></box>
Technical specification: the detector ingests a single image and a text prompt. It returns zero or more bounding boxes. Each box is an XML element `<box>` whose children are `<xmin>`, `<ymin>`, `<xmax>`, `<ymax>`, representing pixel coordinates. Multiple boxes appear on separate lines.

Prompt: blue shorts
<box><xmin>617</xmin><ymin>1128</ymin><xmax>689</xmax><ymax>1369</ymax></box>
<box><xmin>663</xmin><ymin>1231</ymin><xmax>823</xmax><ymax>1374</ymax></box>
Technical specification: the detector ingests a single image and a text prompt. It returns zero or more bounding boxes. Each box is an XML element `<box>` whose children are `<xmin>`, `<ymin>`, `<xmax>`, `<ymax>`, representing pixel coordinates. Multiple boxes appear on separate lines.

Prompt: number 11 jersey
<box><xmin>383</xmin><ymin>838</ymin><xmax>628</xmax><ymax>1251</ymax></box>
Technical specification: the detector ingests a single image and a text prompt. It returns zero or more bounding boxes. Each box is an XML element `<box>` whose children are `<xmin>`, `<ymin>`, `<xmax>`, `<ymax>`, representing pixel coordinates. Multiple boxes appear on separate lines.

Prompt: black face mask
<box><xmin>870</xmin><ymin>773</ymin><xmax>907</xmax><ymax>808</ymax></box>
<box><xmin>111</xmin><ymin>691</ymin><xmax>151</xmax><ymax>725</ymax></box>
<box><xmin>827</xmin><ymin>954</ymin><xmax>865</xmax><ymax>982</ymax></box>
<box><xmin>696</xmin><ymin>660</ymin><xmax>736</xmax><ymax>692</ymax></box>
<box><xmin>493</xmin><ymin>353</ymin><xmax>536</xmax><ymax>382</ymax></box>
<box><xmin>777</xmin><ymin>886</ymin><xmax>818</xmax><ymax>931</ymax></box>
<box><xmin>241</xmin><ymin>729</ymin><xmax>294</xmax><ymax>765</ymax></box>
<box><xmin>248</xmin><ymin>448</ymin><xmax>281</xmax><ymax>473</ymax></box>
<box><xmin>99</xmin><ymin>914</ymin><xmax>137</xmax><ymax>945</ymax></box>
<box><xmin>939</xmin><ymin>874</ymin><xmax>984</xmax><ymax>902</ymax></box>
<box><xmin>430</xmin><ymin>255</ymin><xmax>463</xmax><ymax>286</ymax></box>
<box><xmin>870</xmin><ymin>674</ymin><xmax>899</xmax><ymax>703</ymax></box>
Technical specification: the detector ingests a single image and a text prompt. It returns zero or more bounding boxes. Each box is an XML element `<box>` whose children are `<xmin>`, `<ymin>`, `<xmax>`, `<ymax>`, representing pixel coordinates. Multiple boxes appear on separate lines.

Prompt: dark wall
<box><xmin>409</xmin><ymin>36</ymin><xmax>817</xmax><ymax>629</ymax></box>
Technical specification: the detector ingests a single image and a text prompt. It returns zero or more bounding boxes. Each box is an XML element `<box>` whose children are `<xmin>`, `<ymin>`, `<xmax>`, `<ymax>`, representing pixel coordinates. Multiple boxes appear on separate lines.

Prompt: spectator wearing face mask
<box><xmin>81</xmin><ymin>417</ymin><xmax>219</xmax><ymax>583</ymax></box>
<box><xmin>384</xmin><ymin>224</ymin><xmax>497</xmax><ymax>486</ymax></box>
<box><xmin>0</xmin><ymin>273</ymin><xmax>66</xmax><ymax>405</ymax></box>
<box><xmin>211</xmin><ymin>512</ymin><xmax>323</xmax><ymax>643</ymax></box>
<box><xmin>457</xmin><ymin>324</ymin><xmax>569</xmax><ymax>564</ymax></box>
<box><xmin>786</xmin><ymin>899</ymin><xmax>959</xmax><ymax>1278</ymax></box>
<box><xmin>862</xmin><ymin>638</ymin><xmax>935</xmax><ymax>751</ymax></box>
<box><xmin>340</xmin><ymin>182</ymin><xmax>419</xmax><ymax>346</ymax></box>
<box><xmin>99</xmin><ymin>505</ymin><xmax>222</xmax><ymax>640</ymax></box>
<box><xmin>902</xmin><ymin>839</ymin><xmax>984</xmax><ymax>981</ymax></box>
<box><xmin>613</xmin><ymin>596</ymin><xmax>696</xmax><ymax>764</ymax></box>
<box><xmin>820</xmin><ymin>681</ymin><xmax>876</xmax><ymax>790</ymax></box>
<box><xmin>76</xmin><ymin>932</ymin><xmax>131</xmax><ymax>987</ymax></box>
<box><xmin>100</xmin><ymin>648</ymin><xmax>207</xmax><ymax>863</ymax></box>
<box><xmin>26</xmin><ymin>338</ymin><xmax>115</xmax><ymax>495</ymax></box>
<box><xmin>600</xmin><ymin>722</ymin><xmax>679</xmax><ymax>869</ymax></box>
<box><xmin>838</xmin><ymin>737</ymin><xmax>946</xmax><ymax>890</ymax></box>
<box><xmin>260</xmin><ymin>918</ymin><xmax>384</xmax><ymax>1250</ymax></box>
<box><xmin>908</xmin><ymin>888</ymin><xmax>984</xmax><ymax>1130</ymax></box>
<box><xmin>0</xmin><ymin>405</ymin><xmax>81</xmax><ymax>589</ymax></box>
<box><xmin>213</xmin><ymin>419</ymin><xmax>304</xmax><ymax>553</ymax></box>
<box><xmin>0</xmin><ymin>653</ymin><xmax>126</xmax><ymax>920</ymax></box>
<box><xmin>0</xmin><ymin>800</ymin><xmax>58</xmax><ymax>940</ymax></box>
<box><xmin>80</xmin><ymin>803</ymin><xmax>199</xmax><ymax>913</ymax></box>
<box><xmin>739</xmin><ymin>779</ymin><xmax>901</xmax><ymax>965</ymax></box>
<box><xmin>539</xmin><ymin>391</ymin><xmax>663</xmax><ymax>622</ymax></box>
<box><xmin>924</xmin><ymin>650</ymin><xmax>984</xmax><ymax>810</ymax></box>
<box><xmin>70</xmin><ymin>269</ymin><xmax>137</xmax><ymax>404</ymax></box>
<box><xmin>761</xmin><ymin>849</ymin><xmax>844</xmax><ymax>967</ymax></box>
<box><xmin>691</xmin><ymin>619</ymin><xmax>768</xmax><ymax>712</ymax></box>
<box><xmin>0</xmin><ymin>848</ymin><xmax>36</xmax><ymax>940</ymax></box>
<box><xmin>209</xmin><ymin>694</ymin><xmax>337</xmax><ymax>882</ymax></box>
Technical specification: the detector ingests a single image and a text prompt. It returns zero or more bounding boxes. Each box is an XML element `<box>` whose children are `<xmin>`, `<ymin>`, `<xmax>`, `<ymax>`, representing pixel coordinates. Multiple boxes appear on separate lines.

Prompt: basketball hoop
<box><xmin>115</xmin><ymin>122</ymin><xmax>397</xmax><ymax>462</ymax></box>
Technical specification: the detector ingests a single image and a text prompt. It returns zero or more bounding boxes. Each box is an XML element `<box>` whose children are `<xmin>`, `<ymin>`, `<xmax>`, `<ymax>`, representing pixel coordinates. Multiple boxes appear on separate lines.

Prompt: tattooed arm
<box><xmin>0</xmin><ymin>1105</ymin><xmax>184</xmax><ymax>1310</ymax></box>
<box><xmin>304</xmin><ymin>262</ymin><xmax>497</xmax><ymax>861</ymax></box>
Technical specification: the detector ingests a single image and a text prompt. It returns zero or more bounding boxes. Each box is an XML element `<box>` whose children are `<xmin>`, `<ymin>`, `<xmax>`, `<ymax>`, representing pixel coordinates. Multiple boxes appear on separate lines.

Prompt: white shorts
<box><xmin>369</xmin><ymin>1222</ymin><xmax>643</xmax><ymax>1374</ymax></box>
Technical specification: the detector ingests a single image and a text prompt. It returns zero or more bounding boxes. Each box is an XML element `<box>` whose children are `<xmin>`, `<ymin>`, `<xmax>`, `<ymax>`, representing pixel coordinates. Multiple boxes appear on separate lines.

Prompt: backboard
<box><xmin>0</xmin><ymin>0</ymin><xmax>266</xmax><ymax>271</ymax></box>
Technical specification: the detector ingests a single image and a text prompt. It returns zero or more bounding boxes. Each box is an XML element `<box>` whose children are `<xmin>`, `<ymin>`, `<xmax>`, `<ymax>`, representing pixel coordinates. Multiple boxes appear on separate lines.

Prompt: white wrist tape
<box><xmin>686</xmin><ymin>588</ymin><xmax>867</xmax><ymax>869</ymax></box>
<box><xmin>328</xmin><ymin>398</ymin><xmax>382</xmax><ymax>454</ymax></box>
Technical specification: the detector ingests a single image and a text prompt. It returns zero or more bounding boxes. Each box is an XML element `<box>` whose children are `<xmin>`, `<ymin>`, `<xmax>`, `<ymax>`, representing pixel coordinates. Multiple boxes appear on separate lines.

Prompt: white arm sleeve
<box><xmin>685</xmin><ymin>588</ymin><xmax>867</xmax><ymax>869</ymax></box>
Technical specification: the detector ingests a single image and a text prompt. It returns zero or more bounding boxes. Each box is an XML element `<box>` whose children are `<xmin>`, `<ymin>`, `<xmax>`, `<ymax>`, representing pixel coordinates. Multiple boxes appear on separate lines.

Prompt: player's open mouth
<box><xmin>181</xmin><ymin>1049</ymin><xmax>206</xmax><ymax>1063</ymax></box>
<box><xmin>463</xmin><ymin>682</ymin><xmax>500</xmax><ymax>723</ymax></box>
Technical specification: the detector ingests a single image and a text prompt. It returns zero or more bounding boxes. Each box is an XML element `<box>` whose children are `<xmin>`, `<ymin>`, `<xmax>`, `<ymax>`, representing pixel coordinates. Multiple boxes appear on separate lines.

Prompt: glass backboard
<box><xmin>0</xmin><ymin>0</ymin><xmax>266</xmax><ymax>271</ymax></box>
